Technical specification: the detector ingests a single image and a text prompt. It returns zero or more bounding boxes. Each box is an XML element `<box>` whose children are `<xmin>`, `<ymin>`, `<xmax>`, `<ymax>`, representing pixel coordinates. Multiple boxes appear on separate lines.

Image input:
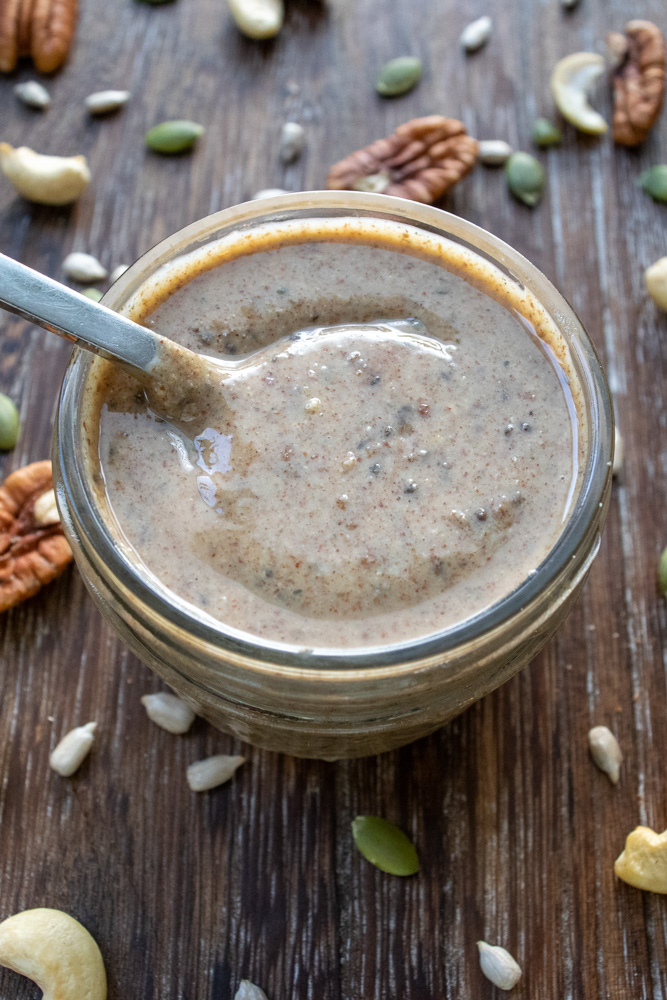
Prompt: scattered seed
<box><xmin>613</xmin><ymin>425</ymin><xmax>624</xmax><ymax>477</ymax></box>
<box><xmin>532</xmin><ymin>117</ymin><xmax>562</xmax><ymax>147</ymax></box>
<box><xmin>141</xmin><ymin>692</ymin><xmax>196</xmax><ymax>734</ymax></box>
<box><xmin>505</xmin><ymin>151</ymin><xmax>544</xmax><ymax>207</ymax></box>
<box><xmin>186</xmin><ymin>754</ymin><xmax>245</xmax><ymax>791</ymax></box>
<box><xmin>352</xmin><ymin>171</ymin><xmax>391</xmax><ymax>193</ymax></box>
<box><xmin>279</xmin><ymin>121</ymin><xmax>305</xmax><ymax>163</ymax></box>
<box><xmin>460</xmin><ymin>15</ymin><xmax>492</xmax><ymax>53</ymax></box>
<box><xmin>659</xmin><ymin>546</ymin><xmax>667</xmax><ymax>597</ymax></box>
<box><xmin>85</xmin><ymin>90</ymin><xmax>131</xmax><ymax>115</ymax></box>
<box><xmin>304</xmin><ymin>397</ymin><xmax>321</xmax><ymax>414</ymax></box>
<box><xmin>228</xmin><ymin>0</ymin><xmax>284</xmax><ymax>39</ymax></box>
<box><xmin>0</xmin><ymin>394</ymin><xmax>19</xmax><ymax>451</ymax></box>
<box><xmin>82</xmin><ymin>288</ymin><xmax>103</xmax><ymax>301</ymax></box>
<box><xmin>478</xmin><ymin>139</ymin><xmax>513</xmax><ymax>165</ymax></box>
<box><xmin>477</xmin><ymin>941</ymin><xmax>522</xmax><ymax>991</ymax></box>
<box><xmin>49</xmin><ymin>722</ymin><xmax>97</xmax><ymax>777</ymax></box>
<box><xmin>640</xmin><ymin>165</ymin><xmax>667</xmax><ymax>203</ymax></box>
<box><xmin>109</xmin><ymin>264</ymin><xmax>129</xmax><ymax>283</ymax></box>
<box><xmin>145</xmin><ymin>120</ymin><xmax>204</xmax><ymax>154</ymax></box>
<box><xmin>376</xmin><ymin>56</ymin><xmax>422</xmax><ymax>97</ymax></box>
<box><xmin>14</xmin><ymin>80</ymin><xmax>51</xmax><ymax>110</ymax></box>
<box><xmin>251</xmin><ymin>187</ymin><xmax>289</xmax><ymax>200</ymax></box>
<box><xmin>645</xmin><ymin>256</ymin><xmax>667</xmax><ymax>310</ymax></box>
<box><xmin>588</xmin><ymin>725</ymin><xmax>622</xmax><ymax>784</ymax></box>
<box><xmin>33</xmin><ymin>488</ymin><xmax>60</xmax><ymax>526</ymax></box>
<box><xmin>351</xmin><ymin>815</ymin><xmax>419</xmax><ymax>875</ymax></box>
<box><xmin>234</xmin><ymin>983</ymin><xmax>269</xmax><ymax>1000</ymax></box>
<box><xmin>62</xmin><ymin>252</ymin><xmax>108</xmax><ymax>283</ymax></box>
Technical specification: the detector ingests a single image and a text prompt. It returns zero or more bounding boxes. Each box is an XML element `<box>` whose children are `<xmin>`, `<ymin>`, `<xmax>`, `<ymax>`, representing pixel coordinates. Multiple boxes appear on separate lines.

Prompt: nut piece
<box><xmin>478</xmin><ymin>139</ymin><xmax>513</xmax><ymax>165</ymax></box>
<box><xmin>85</xmin><ymin>89</ymin><xmax>131</xmax><ymax>115</ymax></box>
<box><xmin>551</xmin><ymin>52</ymin><xmax>608</xmax><ymax>134</ymax></box>
<box><xmin>0</xmin><ymin>144</ymin><xmax>90</xmax><ymax>205</ymax></box>
<box><xmin>141</xmin><ymin>692</ymin><xmax>196</xmax><ymax>734</ymax></box>
<box><xmin>186</xmin><ymin>754</ymin><xmax>245</xmax><ymax>792</ymax></box>
<box><xmin>0</xmin><ymin>460</ymin><xmax>72</xmax><ymax>612</ymax></box>
<box><xmin>14</xmin><ymin>80</ymin><xmax>51</xmax><ymax>109</ymax></box>
<box><xmin>476</xmin><ymin>941</ymin><xmax>522</xmax><ymax>990</ymax></box>
<box><xmin>62</xmin><ymin>252</ymin><xmax>107</xmax><ymax>283</ymax></box>
<box><xmin>227</xmin><ymin>0</ymin><xmax>283</xmax><ymax>39</ymax></box>
<box><xmin>235</xmin><ymin>983</ymin><xmax>269</xmax><ymax>1000</ymax></box>
<box><xmin>609</xmin><ymin>21</ymin><xmax>666</xmax><ymax>146</ymax></box>
<box><xmin>615</xmin><ymin>826</ymin><xmax>667</xmax><ymax>893</ymax></box>
<box><xmin>0</xmin><ymin>0</ymin><xmax>22</xmax><ymax>73</ymax></box>
<box><xmin>327</xmin><ymin>115</ymin><xmax>479</xmax><ymax>205</ymax></box>
<box><xmin>588</xmin><ymin>725</ymin><xmax>623</xmax><ymax>783</ymax></box>
<box><xmin>646</xmin><ymin>256</ymin><xmax>667</xmax><ymax>310</ymax></box>
<box><xmin>460</xmin><ymin>15</ymin><xmax>492</xmax><ymax>53</ymax></box>
<box><xmin>30</xmin><ymin>0</ymin><xmax>78</xmax><ymax>73</ymax></box>
<box><xmin>279</xmin><ymin>121</ymin><xmax>305</xmax><ymax>164</ymax></box>
<box><xmin>33</xmin><ymin>487</ymin><xmax>59</xmax><ymax>526</ymax></box>
<box><xmin>49</xmin><ymin>721</ymin><xmax>97</xmax><ymax>776</ymax></box>
<box><xmin>0</xmin><ymin>907</ymin><xmax>106</xmax><ymax>1000</ymax></box>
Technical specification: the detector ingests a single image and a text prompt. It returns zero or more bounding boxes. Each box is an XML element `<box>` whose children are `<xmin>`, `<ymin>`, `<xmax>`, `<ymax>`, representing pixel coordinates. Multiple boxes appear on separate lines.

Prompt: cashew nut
<box><xmin>0</xmin><ymin>908</ymin><xmax>106</xmax><ymax>1000</ymax></box>
<box><xmin>227</xmin><ymin>0</ymin><xmax>284</xmax><ymax>39</ymax></box>
<box><xmin>550</xmin><ymin>52</ymin><xmax>608</xmax><ymax>134</ymax></box>
<box><xmin>0</xmin><ymin>144</ymin><xmax>91</xmax><ymax>206</ymax></box>
<box><xmin>645</xmin><ymin>256</ymin><xmax>667</xmax><ymax>310</ymax></box>
<box><xmin>615</xmin><ymin>826</ymin><xmax>667</xmax><ymax>893</ymax></box>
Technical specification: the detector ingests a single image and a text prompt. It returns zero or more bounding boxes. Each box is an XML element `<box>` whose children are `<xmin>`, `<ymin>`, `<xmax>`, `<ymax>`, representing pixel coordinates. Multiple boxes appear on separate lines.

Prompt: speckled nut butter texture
<box><xmin>84</xmin><ymin>217</ymin><xmax>584</xmax><ymax>649</ymax></box>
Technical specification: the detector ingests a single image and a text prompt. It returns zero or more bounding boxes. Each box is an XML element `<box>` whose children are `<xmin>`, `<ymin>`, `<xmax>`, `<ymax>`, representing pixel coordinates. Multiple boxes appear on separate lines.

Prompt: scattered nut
<box><xmin>0</xmin><ymin>143</ymin><xmax>90</xmax><ymax>205</ymax></box>
<box><xmin>376</xmin><ymin>56</ymin><xmax>422</xmax><ymax>97</ymax></box>
<box><xmin>608</xmin><ymin>21</ymin><xmax>666</xmax><ymax>146</ymax></box>
<box><xmin>235</xmin><ymin>983</ymin><xmax>269</xmax><ymax>1000</ymax></box>
<box><xmin>279</xmin><ymin>121</ymin><xmax>305</xmax><ymax>164</ymax></box>
<box><xmin>588</xmin><ymin>725</ymin><xmax>623</xmax><ymax>783</ymax></box>
<box><xmin>615</xmin><ymin>826</ymin><xmax>667</xmax><ymax>893</ymax></box>
<box><xmin>0</xmin><ymin>0</ymin><xmax>21</xmax><ymax>73</ymax></box>
<box><xmin>476</xmin><ymin>941</ymin><xmax>522</xmax><ymax>991</ymax></box>
<box><xmin>645</xmin><ymin>256</ymin><xmax>667</xmax><ymax>310</ymax></box>
<box><xmin>33</xmin><ymin>487</ymin><xmax>59</xmax><ymax>526</ymax></box>
<box><xmin>49</xmin><ymin>721</ymin><xmax>97</xmax><ymax>776</ymax></box>
<box><xmin>186</xmin><ymin>753</ymin><xmax>245</xmax><ymax>791</ymax></box>
<box><xmin>82</xmin><ymin>287</ymin><xmax>103</xmax><ymax>301</ymax></box>
<box><xmin>327</xmin><ymin>115</ymin><xmax>478</xmax><ymax>205</ymax></box>
<box><xmin>0</xmin><ymin>460</ymin><xmax>73</xmax><ymax>612</ymax></box>
<box><xmin>30</xmin><ymin>0</ymin><xmax>79</xmax><ymax>73</ymax></box>
<box><xmin>640</xmin><ymin>165</ymin><xmax>667</xmax><ymax>203</ymax></box>
<box><xmin>551</xmin><ymin>52</ymin><xmax>608</xmax><ymax>134</ymax></box>
<box><xmin>62</xmin><ymin>251</ymin><xmax>107</xmax><ymax>283</ymax></box>
<box><xmin>227</xmin><ymin>0</ymin><xmax>283</xmax><ymax>39</ymax></box>
<box><xmin>141</xmin><ymin>691</ymin><xmax>196</xmax><ymax>734</ymax></box>
<box><xmin>14</xmin><ymin>80</ymin><xmax>51</xmax><ymax>109</ymax></box>
<box><xmin>251</xmin><ymin>187</ymin><xmax>288</xmax><ymax>199</ymax></box>
<box><xmin>85</xmin><ymin>89</ymin><xmax>131</xmax><ymax>115</ymax></box>
<box><xmin>109</xmin><ymin>263</ymin><xmax>129</xmax><ymax>283</ymax></box>
<box><xmin>505</xmin><ymin>151</ymin><xmax>544</xmax><ymax>207</ymax></box>
<box><xmin>532</xmin><ymin>117</ymin><xmax>562</xmax><ymax>147</ymax></box>
<box><xmin>0</xmin><ymin>908</ymin><xmax>106</xmax><ymax>1000</ymax></box>
<box><xmin>613</xmin><ymin>425</ymin><xmax>624</xmax><ymax>477</ymax></box>
<box><xmin>0</xmin><ymin>393</ymin><xmax>19</xmax><ymax>451</ymax></box>
<box><xmin>478</xmin><ymin>139</ymin><xmax>513</xmax><ymax>165</ymax></box>
<box><xmin>460</xmin><ymin>15</ymin><xmax>492</xmax><ymax>53</ymax></box>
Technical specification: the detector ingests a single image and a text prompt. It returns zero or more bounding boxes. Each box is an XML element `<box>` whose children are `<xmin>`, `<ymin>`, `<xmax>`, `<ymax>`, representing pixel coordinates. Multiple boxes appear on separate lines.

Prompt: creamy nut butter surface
<box><xmin>85</xmin><ymin>217</ymin><xmax>583</xmax><ymax>648</ymax></box>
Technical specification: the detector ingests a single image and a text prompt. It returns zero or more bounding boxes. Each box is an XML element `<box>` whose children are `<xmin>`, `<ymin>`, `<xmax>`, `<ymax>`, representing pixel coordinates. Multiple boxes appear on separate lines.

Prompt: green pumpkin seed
<box><xmin>82</xmin><ymin>288</ymin><xmax>103</xmax><ymax>301</ymax></box>
<box><xmin>505</xmin><ymin>152</ymin><xmax>545</xmax><ymax>207</ymax></box>
<box><xmin>376</xmin><ymin>57</ymin><xmax>422</xmax><ymax>97</ymax></box>
<box><xmin>640</xmin><ymin>165</ymin><xmax>667</xmax><ymax>203</ymax></box>
<box><xmin>351</xmin><ymin>815</ymin><xmax>419</xmax><ymax>875</ymax></box>
<box><xmin>659</xmin><ymin>546</ymin><xmax>667</xmax><ymax>597</ymax></box>
<box><xmin>532</xmin><ymin>118</ymin><xmax>562</xmax><ymax>148</ymax></box>
<box><xmin>0</xmin><ymin>393</ymin><xmax>19</xmax><ymax>451</ymax></box>
<box><xmin>145</xmin><ymin>120</ymin><xmax>204</xmax><ymax>154</ymax></box>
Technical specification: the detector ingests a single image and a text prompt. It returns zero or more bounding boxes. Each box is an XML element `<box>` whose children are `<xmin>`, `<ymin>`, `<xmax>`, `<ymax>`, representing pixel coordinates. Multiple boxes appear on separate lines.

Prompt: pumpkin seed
<box><xmin>82</xmin><ymin>288</ymin><xmax>103</xmax><ymax>301</ymax></box>
<box><xmin>145</xmin><ymin>120</ymin><xmax>204</xmax><ymax>154</ymax></box>
<box><xmin>376</xmin><ymin>57</ymin><xmax>422</xmax><ymax>97</ymax></box>
<box><xmin>659</xmin><ymin>546</ymin><xmax>667</xmax><ymax>597</ymax></box>
<box><xmin>279</xmin><ymin>121</ymin><xmax>305</xmax><ymax>163</ymax></box>
<box><xmin>532</xmin><ymin>117</ymin><xmax>562</xmax><ymax>148</ymax></box>
<box><xmin>14</xmin><ymin>80</ymin><xmax>51</xmax><ymax>110</ymax></box>
<box><xmin>63</xmin><ymin>251</ymin><xmax>107</xmax><ymax>282</ymax></box>
<box><xmin>351</xmin><ymin>815</ymin><xmax>419</xmax><ymax>875</ymax></box>
<box><xmin>460</xmin><ymin>15</ymin><xmax>492</xmax><ymax>53</ymax></box>
<box><xmin>478</xmin><ymin>139</ymin><xmax>513</xmax><ymax>165</ymax></box>
<box><xmin>85</xmin><ymin>90</ymin><xmax>131</xmax><ymax>115</ymax></box>
<box><xmin>0</xmin><ymin>394</ymin><xmax>20</xmax><ymax>451</ymax></box>
<box><xmin>505</xmin><ymin>152</ymin><xmax>544</xmax><ymax>207</ymax></box>
<box><xmin>640</xmin><ymin>165</ymin><xmax>667</xmax><ymax>203</ymax></box>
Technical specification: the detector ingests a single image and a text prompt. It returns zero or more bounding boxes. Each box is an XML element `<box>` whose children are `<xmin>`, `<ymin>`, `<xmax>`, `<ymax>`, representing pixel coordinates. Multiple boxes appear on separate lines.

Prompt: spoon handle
<box><xmin>0</xmin><ymin>252</ymin><xmax>160</xmax><ymax>374</ymax></box>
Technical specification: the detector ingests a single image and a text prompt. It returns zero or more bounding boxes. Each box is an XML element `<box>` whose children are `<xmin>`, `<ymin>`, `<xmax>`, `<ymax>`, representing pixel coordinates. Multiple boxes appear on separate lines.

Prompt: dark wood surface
<box><xmin>1</xmin><ymin>0</ymin><xmax>667</xmax><ymax>997</ymax></box>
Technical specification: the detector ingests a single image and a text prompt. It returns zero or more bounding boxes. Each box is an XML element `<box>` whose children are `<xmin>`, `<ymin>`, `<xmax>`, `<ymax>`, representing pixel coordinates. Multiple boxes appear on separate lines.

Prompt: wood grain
<box><xmin>1</xmin><ymin>0</ymin><xmax>666</xmax><ymax>997</ymax></box>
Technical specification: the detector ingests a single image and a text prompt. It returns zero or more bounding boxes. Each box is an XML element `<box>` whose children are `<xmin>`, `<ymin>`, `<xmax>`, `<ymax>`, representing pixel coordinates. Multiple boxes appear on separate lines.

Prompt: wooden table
<box><xmin>1</xmin><ymin>0</ymin><xmax>666</xmax><ymax>996</ymax></box>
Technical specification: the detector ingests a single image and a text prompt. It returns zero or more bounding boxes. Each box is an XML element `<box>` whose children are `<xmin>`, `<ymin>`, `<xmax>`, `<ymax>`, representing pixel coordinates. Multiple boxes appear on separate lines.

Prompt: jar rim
<box><xmin>55</xmin><ymin>191</ymin><xmax>613</xmax><ymax>673</ymax></box>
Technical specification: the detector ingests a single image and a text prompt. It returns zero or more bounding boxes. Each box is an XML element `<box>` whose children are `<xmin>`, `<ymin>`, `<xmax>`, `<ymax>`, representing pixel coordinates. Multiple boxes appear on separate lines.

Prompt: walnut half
<box><xmin>0</xmin><ymin>460</ymin><xmax>72</xmax><ymax>612</ymax></box>
<box><xmin>326</xmin><ymin>116</ymin><xmax>479</xmax><ymax>205</ymax></box>
<box><xmin>609</xmin><ymin>20</ymin><xmax>666</xmax><ymax>147</ymax></box>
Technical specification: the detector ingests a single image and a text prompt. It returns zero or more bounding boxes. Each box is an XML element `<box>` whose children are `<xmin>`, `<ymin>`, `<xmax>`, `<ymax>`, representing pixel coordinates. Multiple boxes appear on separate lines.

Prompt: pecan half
<box><xmin>0</xmin><ymin>0</ymin><xmax>21</xmax><ymax>73</ymax></box>
<box><xmin>609</xmin><ymin>20</ymin><xmax>666</xmax><ymax>146</ymax></box>
<box><xmin>30</xmin><ymin>0</ymin><xmax>77</xmax><ymax>73</ymax></box>
<box><xmin>327</xmin><ymin>116</ymin><xmax>479</xmax><ymax>204</ymax></box>
<box><xmin>0</xmin><ymin>460</ymin><xmax>73</xmax><ymax>612</ymax></box>
<box><xmin>17</xmin><ymin>0</ymin><xmax>36</xmax><ymax>58</ymax></box>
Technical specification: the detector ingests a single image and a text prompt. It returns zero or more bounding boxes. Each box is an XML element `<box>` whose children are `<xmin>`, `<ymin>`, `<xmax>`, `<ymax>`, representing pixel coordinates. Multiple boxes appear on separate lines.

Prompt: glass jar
<box><xmin>54</xmin><ymin>192</ymin><xmax>613</xmax><ymax>759</ymax></box>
